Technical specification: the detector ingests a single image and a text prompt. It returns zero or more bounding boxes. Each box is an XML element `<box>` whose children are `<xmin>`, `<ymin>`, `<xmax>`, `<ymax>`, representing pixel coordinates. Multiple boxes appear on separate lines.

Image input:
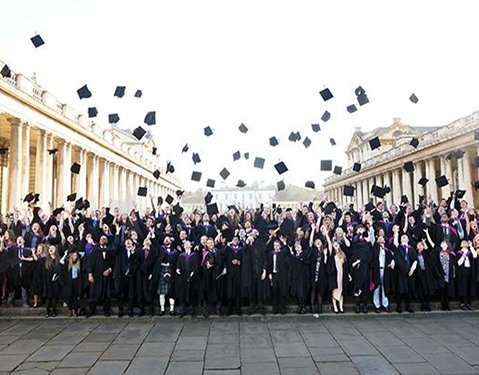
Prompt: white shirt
<box><xmin>273</xmin><ymin>253</ymin><xmax>278</xmax><ymax>273</ymax></box>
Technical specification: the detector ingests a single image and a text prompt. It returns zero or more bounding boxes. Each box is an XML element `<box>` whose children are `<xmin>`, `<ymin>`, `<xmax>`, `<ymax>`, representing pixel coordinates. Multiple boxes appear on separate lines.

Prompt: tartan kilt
<box><xmin>158</xmin><ymin>264</ymin><xmax>172</xmax><ymax>295</ymax></box>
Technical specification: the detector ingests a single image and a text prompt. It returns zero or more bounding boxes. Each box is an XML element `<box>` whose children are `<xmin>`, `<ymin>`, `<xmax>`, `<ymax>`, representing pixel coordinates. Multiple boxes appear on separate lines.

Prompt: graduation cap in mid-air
<box><xmin>204</xmin><ymin>192</ymin><xmax>213</xmax><ymax>204</ymax></box>
<box><xmin>23</xmin><ymin>193</ymin><xmax>36</xmax><ymax>203</ymax></box>
<box><xmin>305</xmin><ymin>181</ymin><xmax>315</xmax><ymax>189</ymax></box>
<box><xmin>321</xmin><ymin>110</ymin><xmax>331</xmax><ymax>122</ymax></box>
<box><xmin>67</xmin><ymin>193</ymin><xmax>77</xmax><ymax>202</ymax></box>
<box><xmin>144</xmin><ymin>111</ymin><xmax>156</xmax><ymax>125</ymax></box>
<box><xmin>418</xmin><ymin>177</ymin><xmax>429</xmax><ymax>186</ymax></box>
<box><xmin>114</xmin><ymin>86</ymin><xmax>126</xmax><ymax>98</ymax></box>
<box><xmin>410</xmin><ymin>138</ymin><xmax>419</xmax><ymax>148</ymax></box>
<box><xmin>77</xmin><ymin>85</ymin><xmax>92</xmax><ymax>100</ymax></box>
<box><xmin>192</xmin><ymin>152</ymin><xmax>201</xmax><ymax>165</ymax></box>
<box><xmin>330</xmin><ymin>138</ymin><xmax>336</xmax><ymax>146</ymax></box>
<box><xmin>320</xmin><ymin>160</ymin><xmax>332</xmax><ymax>171</ymax></box>
<box><xmin>30</xmin><ymin>34</ymin><xmax>45</xmax><ymax>48</ymax></box>
<box><xmin>238</xmin><ymin>123</ymin><xmax>248</xmax><ymax>133</ymax></box>
<box><xmin>288</xmin><ymin>132</ymin><xmax>299</xmax><ymax>142</ymax></box>
<box><xmin>353</xmin><ymin>162</ymin><xmax>362</xmax><ymax>172</ymax></box>
<box><xmin>48</xmin><ymin>148</ymin><xmax>58</xmax><ymax>155</ymax></box>
<box><xmin>133</xmin><ymin>126</ymin><xmax>146</xmax><ymax>140</ymax></box>
<box><xmin>274</xmin><ymin>162</ymin><xmax>288</xmax><ymax>175</ymax></box>
<box><xmin>191</xmin><ymin>171</ymin><xmax>202</xmax><ymax>182</ymax></box>
<box><xmin>456</xmin><ymin>190</ymin><xmax>466</xmax><ymax>199</ymax></box>
<box><xmin>70</xmin><ymin>162</ymin><xmax>81</xmax><ymax>174</ymax></box>
<box><xmin>347</xmin><ymin>104</ymin><xmax>357</xmax><ymax>113</ymax></box>
<box><xmin>88</xmin><ymin>107</ymin><xmax>98</xmax><ymax>118</ymax></box>
<box><xmin>371</xmin><ymin>185</ymin><xmax>386</xmax><ymax>198</ymax></box>
<box><xmin>233</xmin><ymin>151</ymin><xmax>241</xmax><ymax>161</ymax></box>
<box><xmin>319</xmin><ymin>88</ymin><xmax>333</xmax><ymax>101</ymax></box>
<box><xmin>311</xmin><ymin>124</ymin><xmax>321</xmax><ymax>132</ymax></box>
<box><xmin>153</xmin><ymin>170</ymin><xmax>161</xmax><ymax>179</ymax></box>
<box><xmin>1</xmin><ymin>64</ymin><xmax>11</xmax><ymax>78</ymax></box>
<box><xmin>152</xmin><ymin>147</ymin><xmax>157</xmax><ymax>155</ymax></box>
<box><xmin>236</xmin><ymin>180</ymin><xmax>247</xmax><ymax>188</ymax></box>
<box><xmin>436</xmin><ymin>175</ymin><xmax>449</xmax><ymax>187</ymax></box>
<box><xmin>206</xmin><ymin>179</ymin><xmax>216</xmax><ymax>188</ymax></box>
<box><xmin>269</xmin><ymin>137</ymin><xmax>279</xmax><ymax>147</ymax></box>
<box><xmin>343</xmin><ymin>185</ymin><xmax>355</xmax><ymax>197</ymax></box>
<box><xmin>166</xmin><ymin>161</ymin><xmax>175</xmax><ymax>173</ymax></box>
<box><xmin>137</xmin><ymin>187</ymin><xmax>147</xmax><ymax>197</ymax></box>
<box><xmin>409</xmin><ymin>93</ymin><xmax>419</xmax><ymax>103</ymax></box>
<box><xmin>277</xmin><ymin>180</ymin><xmax>286</xmax><ymax>191</ymax></box>
<box><xmin>207</xmin><ymin>203</ymin><xmax>219</xmax><ymax>216</ymax></box>
<box><xmin>369</xmin><ymin>136</ymin><xmax>381</xmax><ymax>150</ymax></box>
<box><xmin>333</xmin><ymin>166</ymin><xmax>342</xmax><ymax>175</ymax></box>
<box><xmin>254</xmin><ymin>157</ymin><xmax>265</xmax><ymax>169</ymax></box>
<box><xmin>303</xmin><ymin>137</ymin><xmax>312</xmax><ymax>148</ymax></box>
<box><xmin>165</xmin><ymin>194</ymin><xmax>174</xmax><ymax>205</ymax></box>
<box><xmin>219</xmin><ymin>168</ymin><xmax>230</xmax><ymax>180</ymax></box>
<box><xmin>108</xmin><ymin>113</ymin><xmax>120</xmax><ymax>124</ymax></box>
<box><xmin>134</xmin><ymin>90</ymin><xmax>142</xmax><ymax>98</ymax></box>
<box><xmin>182</xmin><ymin>144</ymin><xmax>189</xmax><ymax>153</ymax></box>
<box><xmin>204</xmin><ymin>126</ymin><xmax>213</xmax><ymax>137</ymax></box>
<box><xmin>403</xmin><ymin>161</ymin><xmax>414</xmax><ymax>173</ymax></box>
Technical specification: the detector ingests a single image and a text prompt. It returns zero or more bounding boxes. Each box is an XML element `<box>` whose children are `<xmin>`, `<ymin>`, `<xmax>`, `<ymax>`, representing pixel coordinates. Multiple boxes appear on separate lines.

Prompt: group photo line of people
<box><xmin>0</xmin><ymin>189</ymin><xmax>478</xmax><ymax>319</ymax></box>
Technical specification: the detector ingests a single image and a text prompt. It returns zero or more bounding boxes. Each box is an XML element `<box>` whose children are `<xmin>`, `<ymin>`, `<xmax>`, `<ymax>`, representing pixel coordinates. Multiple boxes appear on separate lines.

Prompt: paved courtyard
<box><xmin>1</xmin><ymin>314</ymin><xmax>479</xmax><ymax>374</ymax></box>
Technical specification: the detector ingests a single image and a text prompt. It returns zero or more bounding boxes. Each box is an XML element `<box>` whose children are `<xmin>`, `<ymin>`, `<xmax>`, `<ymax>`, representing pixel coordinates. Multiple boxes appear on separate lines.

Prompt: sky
<box><xmin>1</xmin><ymin>0</ymin><xmax>478</xmax><ymax>192</ymax></box>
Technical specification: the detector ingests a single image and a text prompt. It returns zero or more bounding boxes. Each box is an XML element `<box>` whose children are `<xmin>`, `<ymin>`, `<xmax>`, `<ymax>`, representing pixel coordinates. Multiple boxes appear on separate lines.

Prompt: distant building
<box><xmin>212</xmin><ymin>187</ymin><xmax>276</xmax><ymax>210</ymax></box>
<box><xmin>323</xmin><ymin>114</ymin><xmax>479</xmax><ymax>208</ymax></box>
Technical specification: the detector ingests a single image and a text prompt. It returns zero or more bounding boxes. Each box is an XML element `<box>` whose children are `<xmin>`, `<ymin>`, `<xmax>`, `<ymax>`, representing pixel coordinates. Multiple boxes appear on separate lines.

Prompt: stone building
<box><xmin>0</xmin><ymin>59</ymin><xmax>181</xmax><ymax>215</ymax></box>
<box><xmin>323</xmin><ymin>113</ymin><xmax>479</xmax><ymax>208</ymax></box>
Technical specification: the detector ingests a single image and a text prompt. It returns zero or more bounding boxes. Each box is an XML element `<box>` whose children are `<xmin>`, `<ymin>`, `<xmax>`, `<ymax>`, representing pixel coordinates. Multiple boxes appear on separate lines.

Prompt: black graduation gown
<box><xmin>414</xmin><ymin>250</ymin><xmax>442</xmax><ymax>296</ymax></box>
<box><xmin>7</xmin><ymin>246</ymin><xmax>33</xmax><ymax>290</ymax></box>
<box><xmin>175</xmin><ymin>252</ymin><xmax>199</xmax><ymax>304</ymax></box>
<box><xmin>152</xmin><ymin>247</ymin><xmax>179</xmax><ymax>297</ymax></box>
<box><xmin>137</xmin><ymin>247</ymin><xmax>158</xmax><ymax>303</ymax></box>
<box><xmin>243</xmin><ymin>240</ymin><xmax>270</xmax><ymax>302</ymax></box>
<box><xmin>371</xmin><ymin>244</ymin><xmax>394</xmax><ymax>296</ymax></box>
<box><xmin>433</xmin><ymin>224</ymin><xmax>460</xmax><ymax>253</ymax></box>
<box><xmin>455</xmin><ymin>250</ymin><xmax>478</xmax><ymax>298</ymax></box>
<box><xmin>350</xmin><ymin>237</ymin><xmax>373</xmax><ymax>294</ymax></box>
<box><xmin>392</xmin><ymin>244</ymin><xmax>417</xmax><ymax>295</ymax></box>
<box><xmin>199</xmin><ymin>249</ymin><xmax>219</xmax><ymax>304</ymax></box>
<box><xmin>225</xmin><ymin>246</ymin><xmax>244</xmax><ymax>300</ymax></box>
<box><xmin>59</xmin><ymin>261</ymin><xmax>82</xmax><ymax>305</ymax></box>
<box><xmin>289</xmin><ymin>250</ymin><xmax>310</xmax><ymax>300</ymax></box>
<box><xmin>327</xmin><ymin>252</ymin><xmax>349</xmax><ymax>295</ymax></box>
<box><xmin>113</xmin><ymin>247</ymin><xmax>142</xmax><ymax>304</ymax></box>
<box><xmin>267</xmin><ymin>248</ymin><xmax>289</xmax><ymax>296</ymax></box>
<box><xmin>40</xmin><ymin>258</ymin><xmax>62</xmax><ymax>300</ymax></box>
<box><xmin>434</xmin><ymin>248</ymin><xmax>456</xmax><ymax>297</ymax></box>
<box><xmin>309</xmin><ymin>247</ymin><xmax>328</xmax><ymax>295</ymax></box>
<box><xmin>87</xmin><ymin>245</ymin><xmax>116</xmax><ymax>303</ymax></box>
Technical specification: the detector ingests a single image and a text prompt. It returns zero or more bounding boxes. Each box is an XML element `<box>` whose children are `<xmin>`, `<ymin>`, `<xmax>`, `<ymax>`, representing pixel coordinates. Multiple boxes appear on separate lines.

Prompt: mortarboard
<box><xmin>176</xmin><ymin>190</ymin><xmax>184</xmax><ymax>198</ymax></box>
<box><xmin>401</xmin><ymin>195</ymin><xmax>409</xmax><ymax>204</ymax></box>
<box><xmin>134</xmin><ymin>90</ymin><xmax>142</xmax><ymax>98</ymax></box>
<box><xmin>418</xmin><ymin>177</ymin><xmax>429</xmax><ymax>186</ymax></box>
<box><xmin>236</xmin><ymin>180</ymin><xmax>247</xmax><ymax>188</ymax></box>
<box><xmin>319</xmin><ymin>88</ymin><xmax>333</xmax><ymax>101</ymax></box>
<box><xmin>75</xmin><ymin>198</ymin><xmax>85</xmax><ymax>210</ymax></box>
<box><xmin>88</xmin><ymin>107</ymin><xmax>98</xmax><ymax>118</ymax></box>
<box><xmin>191</xmin><ymin>171</ymin><xmax>202</xmax><ymax>182</ymax></box>
<box><xmin>333</xmin><ymin>166</ymin><xmax>342</xmax><ymax>175</ymax></box>
<box><xmin>371</xmin><ymin>185</ymin><xmax>386</xmax><ymax>198</ymax></box>
<box><xmin>144</xmin><ymin>111</ymin><xmax>156</xmax><ymax>125</ymax></box>
<box><xmin>1</xmin><ymin>64</ymin><xmax>11</xmax><ymax>78</ymax></box>
<box><xmin>355</xmin><ymin>86</ymin><xmax>366</xmax><ymax>96</ymax></box>
<box><xmin>24</xmin><ymin>193</ymin><xmax>35</xmax><ymax>203</ymax></box>
<box><xmin>288</xmin><ymin>132</ymin><xmax>299</xmax><ymax>142</ymax></box>
<box><xmin>357</xmin><ymin>93</ymin><xmax>369</xmax><ymax>106</ymax></box>
<box><xmin>254</xmin><ymin>157</ymin><xmax>265</xmax><ymax>169</ymax></box>
<box><xmin>303</xmin><ymin>137</ymin><xmax>312</xmax><ymax>148</ymax></box>
<box><xmin>369</xmin><ymin>136</ymin><xmax>380</xmax><ymax>150</ymax></box>
<box><xmin>207</xmin><ymin>203</ymin><xmax>219</xmax><ymax>216</ymax></box>
<box><xmin>52</xmin><ymin>207</ymin><xmax>64</xmax><ymax>216</ymax></box>
<box><xmin>83</xmin><ymin>199</ymin><xmax>90</xmax><ymax>210</ymax></box>
<box><xmin>321</xmin><ymin>110</ymin><xmax>331</xmax><ymax>122</ymax></box>
<box><xmin>219</xmin><ymin>168</ymin><xmax>230</xmax><ymax>180</ymax></box>
<box><xmin>456</xmin><ymin>190</ymin><xmax>466</xmax><ymax>199</ymax></box>
<box><xmin>153</xmin><ymin>169</ymin><xmax>161</xmax><ymax>179</ymax></box>
<box><xmin>320</xmin><ymin>160</ymin><xmax>332</xmax><ymax>171</ymax></box>
<box><xmin>269</xmin><ymin>137</ymin><xmax>279</xmax><ymax>146</ymax></box>
<box><xmin>114</xmin><ymin>86</ymin><xmax>126</xmax><ymax>98</ymax></box>
<box><xmin>343</xmin><ymin>185</ymin><xmax>354</xmax><ymax>197</ymax></box>
<box><xmin>330</xmin><ymin>138</ymin><xmax>336</xmax><ymax>146</ymax></box>
<box><xmin>403</xmin><ymin>161</ymin><xmax>414</xmax><ymax>173</ymax></box>
<box><xmin>165</xmin><ymin>194</ymin><xmax>174</xmax><ymax>205</ymax></box>
<box><xmin>409</xmin><ymin>93</ymin><xmax>419</xmax><ymax>103</ymax></box>
<box><xmin>295</xmin><ymin>131</ymin><xmax>301</xmax><ymax>141</ymax></box>
<box><xmin>277</xmin><ymin>180</ymin><xmax>286</xmax><ymax>191</ymax></box>
<box><xmin>435</xmin><ymin>175</ymin><xmax>449</xmax><ymax>187</ymax></box>
<box><xmin>205</xmin><ymin>192</ymin><xmax>213</xmax><ymax>204</ymax></box>
<box><xmin>137</xmin><ymin>187</ymin><xmax>147</xmax><ymax>196</ymax></box>
<box><xmin>347</xmin><ymin>104</ymin><xmax>357</xmax><ymax>113</ymax></box>
<box><xmin>157</xmin><ymin>196</ymin><xmax>163</xmax><ymax>205</ymax></box>
<box><xmin>77</xmin><ymin>85</ymin><xmax>92</xmax><ymax>100</ymax></box>
<box><xmin>0</xmin><ymin>147</ymin><xmax>8</xmax><ymax>155</ymax></box>
<box><xmin>452</xmin><ymin>150</ymin><xmax>465</xmax><ymax>159</ymax></box>
<box><xmin>206</xmin><ymin>179</ymin><xmax>216</xmax><ymax>188</ymax></box>
<box><xmin>323</xmin><ymin>202</ymin><xmax>337</xmax><ymax>215</ymax></box>
<box><xmin>353</xmin><ymin>162</ymin><xmax>361</xmax><ymax>172</ymax></box>
<box><xmin>67</xmin><ymin>193</ymin><xmax>77</xmax><ymax>202</ymax></box>
<box><xmin>204</xmin><ymin>126</ymin><xmax>213</xmax><ymax>137</ymax></box>
<box><xmin>365</xmin><ymin>202</ymin><xmax>375</xmax><ymax>212</ymax></box>
<box><xmin>311</xmin><ymin>124</ymin><xmax>320</xmax><ymax>132</ymax></box>
<box><xmin>192</xmin><ymin>152</ymin><xmax>201</xmax><ymax>164</ymax></box>
<box><xmin>152</xmin><ymin>147</ymin><xmax>157</xmax><ymax>155</ymax></box>
<box><xmin>233</xmin><ymin>151</ymin><xmax>241</xmax><ymax>161</ymax></box>
<box><xmin>48</xmin><ymin>148</ymin><xmax>58</xmax><ymax>155</ymax></box>
<box><xmin>244</xmin><ymin>152</ymin><xmax>249</xmax><ymax>159</ymax></box>
<box><xmin>274</xmin><ymin>162</ymin><xmax>288</xmax><ymax>175</ymax></box>
<box><xmin>166</xmin><ymin>161</ymin><xmax>175</xmax><ymax>173</ymax></box>
<box><xmin>182</xmin><ymin>144</ymin><xmax>189</xmax><ymax>153</ymax></box>
<box><xmin>305</xmin><ymin>181</ymin><xmax>315</xmax><ymax>189</ymax></box>
<box><xmin>108</xmin><ymin>113</ymin><xmax>120</xmax><ymax>124</ymax></box>
<box><xmin>173</xmin><ymin>203</ymin><xmax>184</xmax><ymax>216</ymax></box>
<box><xmin>410</xmin><ymin>138</ymin><xmax>419</xmax><ymax>148</ymax></box>
<box><xmin>238</xmin><ymin>123</ymin><xmax>248</xmax><ymax>133</ymax></box>
<box><xmin>30</xmin><ymin>34</ymin><xmax>45</xmax><ymax>48</ymax></box>
<box><xmin>70</xmin><ymin>162</ymin><xmax>81</xmax><ymax>174</ymax></box>
<box><xmin>133</xmin><ymin>126</ymin><xmax>146</xmax><ymax>140</ymax></box>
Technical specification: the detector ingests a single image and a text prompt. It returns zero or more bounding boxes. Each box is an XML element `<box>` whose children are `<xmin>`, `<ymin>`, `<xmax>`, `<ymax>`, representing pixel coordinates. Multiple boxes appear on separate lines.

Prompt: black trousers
<box><xmin>272</xmin><ymin>274</ymin><xmax>286</xmax><ymax>313</ymax></box>
<box><xmin>440</xmin><ymin>282</ymin><xmax>451</xmax><ymax>308</ymax></box>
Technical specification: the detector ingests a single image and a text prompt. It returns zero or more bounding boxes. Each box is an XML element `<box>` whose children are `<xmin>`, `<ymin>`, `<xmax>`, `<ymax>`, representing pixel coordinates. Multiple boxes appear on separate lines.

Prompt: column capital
<box><xmin>6</xmin><ymin>116</ymin><xmax>22</xmax><ymax>127</ymax></box>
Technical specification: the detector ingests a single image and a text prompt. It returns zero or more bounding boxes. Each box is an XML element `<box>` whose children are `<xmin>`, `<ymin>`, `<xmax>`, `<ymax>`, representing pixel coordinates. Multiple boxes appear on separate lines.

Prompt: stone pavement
<box><xmin>1</xmin><ymin>313</ymin><xmax>479</xmax><ymax>374</ymax></box>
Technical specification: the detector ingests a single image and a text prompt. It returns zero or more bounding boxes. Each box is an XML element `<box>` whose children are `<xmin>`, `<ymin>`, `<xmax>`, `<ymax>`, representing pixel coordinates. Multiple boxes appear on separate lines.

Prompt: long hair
<box><xmin>68</xmin><ymin>253</ymin><xmax>81</xmax><ymax>272</ymax></box>
<box><xmin>45</xmin><ymin>246</ymin><xmax>59</xmax><ymax>270</ymax></box>
<box><xmin>333</xmin><ymin>242</ymin><xmax>346</xmax><ymax>263</ymax></box>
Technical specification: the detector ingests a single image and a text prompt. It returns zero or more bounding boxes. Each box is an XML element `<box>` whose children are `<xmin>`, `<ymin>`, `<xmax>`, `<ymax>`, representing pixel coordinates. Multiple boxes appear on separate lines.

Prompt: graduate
<box><xmin>329</xmin><ymin>240</ymin><xmax>349</xmax><ymax>314</ymax></box>
<box><xmin>392</xmin><ymin>229</ymin><xmax>417</xmax><ymax>313</ymax></box>
<box><xmin>175</xmin><ymin>240</ymin><xmax>199</xmax><ymax>317</ymax></box>
<box><xmin>60</xmin><ymin>250</ymin><xmax>82</xmax><ymax>316</ymax></box>
<box><xmin>42</xmin><ymin>245</ymin><xmax>61</xmax><ymax>317</ymax></box>
<box><xmin>289</xmin><ymin>243</ymin><xmax>310</xmax><ymax>314</ymax></box>
<box><xmin>350</xmin><ymin>225</ymin><xmax>373</xmax><ymax>314</ymax></box>
<box><xmin>371</xmin><ymin>235</ymin><xmax>394</xmax><ymax>313</ymax></box>
<box><xmin>225</xmin><ymin>235</ymin><xmax>244</xmax><ymax>315</ymax></box>
<box><xmin>309</xmin><ymin>238</ymin><xmax>328</xmax><ymax>316</ymax></box>
<box><xmin>154</xmin><ymin>236</ymin><xmax>179</xmax><ymax>316</ymax></box>
<box><xmin>198</xmin><ymin>237</ymin><xmax>220</xmax><ymax>318</ymax></box>
<box><xmin>6</xmin><ymin>236</ymin><xmax>33</xmax><ymax>307</ymax></box>
<box><xmin>436</xmin><ymin>240</ymin><xmax>456</xmax><ymax>311</ymax></box>
<box><xmin>455</xmin><ymin>240</ymin><xmax>478</xmax><ymax>310</ymax></box>
<box><xmin>137</xmin><ymin>238</ymin><xmax>157</xmax><ymax>316</ymax></box>
<box><xmin>244</xmin><ymin>233</ymin><xmax>269</xmax><ymax>314</ymax></box>
<box><xmin>268</xmin><ymin>239</ymin><xmax>289</xmax><ymax>314</ymax></box>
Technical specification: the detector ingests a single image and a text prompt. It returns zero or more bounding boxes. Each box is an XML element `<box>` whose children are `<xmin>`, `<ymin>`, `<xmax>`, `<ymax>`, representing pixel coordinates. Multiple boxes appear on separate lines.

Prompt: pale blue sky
<box><xmin>1</xmin><ymin>0</ymin><xmax>478</xmax><ymax>191</ymax></box>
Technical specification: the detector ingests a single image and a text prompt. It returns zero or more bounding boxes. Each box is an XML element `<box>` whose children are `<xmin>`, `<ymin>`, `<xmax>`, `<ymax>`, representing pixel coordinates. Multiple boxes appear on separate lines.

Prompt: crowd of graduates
<box><xmin>0</xmin><ymin>189</ymin><xmax>478</xmax><ymax>318</ymax></box>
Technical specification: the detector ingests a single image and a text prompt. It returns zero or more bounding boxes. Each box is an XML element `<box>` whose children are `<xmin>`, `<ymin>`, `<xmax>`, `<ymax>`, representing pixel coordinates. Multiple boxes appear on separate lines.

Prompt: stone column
<box><xmin>362</xmin><ymin>179</ymin><xmax>369</xmax><ymax>206</ymax></box>
<box><xmin>88</xmin><ymin>153</ymin><xmax>99</xmax><ymax>209</ymax></box>
<box><xmin>392</xmin><ymin>169</ymin><xmax>401</xmax><ymax>204</ymax></box>
<box><xmin>112</xmin><ymin>164</ymin><xmax>119</xmax><ymax>208</ymax></box>
<box><xmin>120</xmin><ymin>167</ymin><xmax>127</xmax><ymax>211</ymax></box>
<box><xmin>356</xmin><ymin>180</ymin><xmax>363</xmax><ymax>209</ymax></box>
<box><xmin>21</xmin><ymin>123</ymin><xmax>31</xmax><ymax>198</ymax></box>
<box><xmin>458</xmin><ymin>150</ymin><xmax>474</xmax><ymax>205</ymax></box>
<box><xmin>76</xmin><ymin>148</ymin><xmax>87</xmax><ymax>199</ymax></box>
<box><xmin>7</xmin><ymin>118</ymin><xmax>23</xmax><ymax>212</ymax></box>
<box><xmin>402</xmin><ymin>168</ymin><xmax>413</xmax><ymax>203</ymax></box>
<box><xmin>384</xmin><ymin>171</ymin><xmax>392</xmax><ymax>208</ymax></box>
<box><xmin>34</xmin><ymin>130</ymin><xmax>48</xmax><ymax>211</ymax></box>
<box><xmin>101</xmin><ymin>159</ymin><xmax>110</xmax><ymax>208</ymax></box>
<box><xmin>412</xmin><ymin>162</ymin><xmax>421</xmax><ymax>207</ymax></box>
<box><xmin>45</xmin><ymin>133</ymin><xmax>54</xmax><ymax>208</ymax></box>
<box><xmin>56</xmin><ymin>140</ymin><xmax>72</xmax><ymax>204</ymax></box>
<box><xmin>128</xmin><ymin>170</ymin><xmax>135</xmax><ymax>209</ymax></box>
<box><xmin>426</xmin><ymin>157</ymin><xmax>438</xmax><ymax>203</ymax></box>
<box><xmin>440</xmin><ymin>155</ymin><xmax>452</xmax><ymax>200</ymax></box>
